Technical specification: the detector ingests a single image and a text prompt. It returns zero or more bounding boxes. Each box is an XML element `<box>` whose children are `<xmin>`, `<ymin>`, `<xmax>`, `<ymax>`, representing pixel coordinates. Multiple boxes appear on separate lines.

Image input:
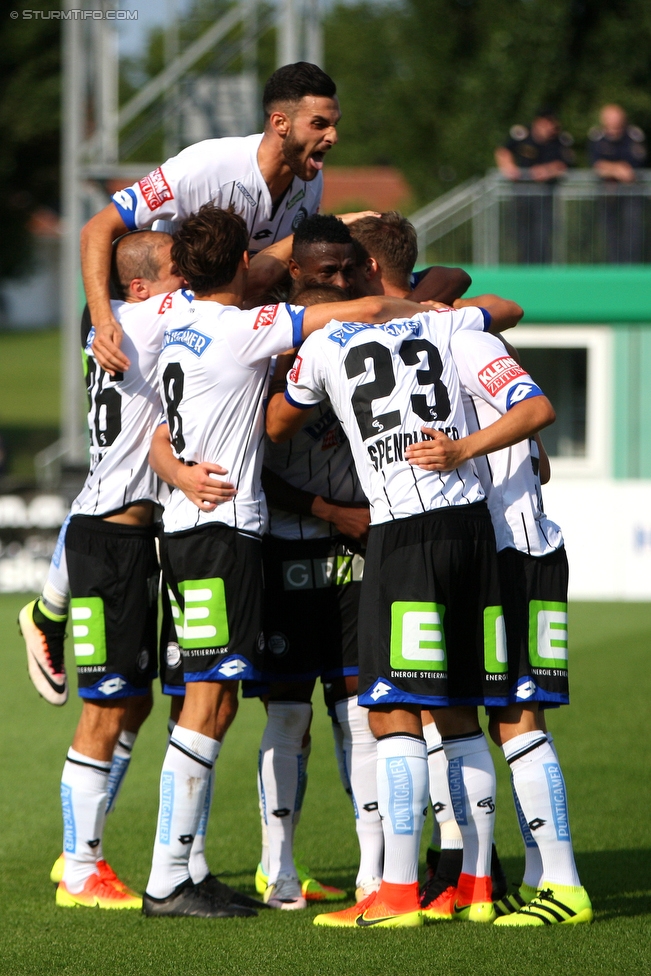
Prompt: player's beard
<box><xmin>282</xmin><ymin>131</ymin><xmax>314</xmax><ymax>182</ymax></box>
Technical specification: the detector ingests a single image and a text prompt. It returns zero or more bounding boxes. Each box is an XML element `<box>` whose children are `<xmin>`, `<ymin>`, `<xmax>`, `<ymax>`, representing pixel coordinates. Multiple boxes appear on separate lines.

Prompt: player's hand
<box><xmin>312</xmin><ymin>497</ymin><xmax>370</xmax><ymax>544</ymax></box>
<box><xmin>419</xmin><ymin>300</ymin><xmax>453</xmax><ymax>311</ymax></box>
<box><xmin>91</xmin><ymin>315</ymin><xmax>130</xmax><ymax>374</ymax></box>
<box><xmin>405</xmin><ymin>427</ymin><xmax>471</xmax><ymax>471</ymax></box>
<box><xmin>176</xmin><ymin>462</ymin><xmax>237</xmax><ymax>511</ymax></box>
<box><xmin>336</xmin><ymin>211</ymin><xmax>381</xmax><ymax>226</ymax></box>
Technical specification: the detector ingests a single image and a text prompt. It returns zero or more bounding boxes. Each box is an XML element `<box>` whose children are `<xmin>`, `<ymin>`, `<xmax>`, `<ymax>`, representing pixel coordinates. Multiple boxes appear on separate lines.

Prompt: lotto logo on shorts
<box><xmin>138</xmin><ymin>167</ymin><xmax>174</xmax><ymax>211</ymax></box>
<box><xmin>478</xmin><ymin>357</ymin><xmax>526</xmax><ymax>396</ymax></box>
<box><xmin>253</xmin><ymin>304</ymin><xmax>278</xmax><ymax>330</ymax></box>
<box><xmin>484</xmin><ymin>606</ymin><xmax>508</xmax><ymax>674</ymax></box>
<box><xmin>528</xmin><ymin>601</ymin><xmax>568</xmax><ymax>670</ymax></box>
<box><xmin>70</xmin><ymin>597</ymin><xmax>107</xmax><ymax>665</ymax></box>
<box><xmin>389</xmin><ymin>602</ymin><xmax>447</xmax><ymax>672</ymax></box>
<box><xmin>179</xmin><ymin>578</ymin><xmax>229</xmax><ymax>650</ymax></box>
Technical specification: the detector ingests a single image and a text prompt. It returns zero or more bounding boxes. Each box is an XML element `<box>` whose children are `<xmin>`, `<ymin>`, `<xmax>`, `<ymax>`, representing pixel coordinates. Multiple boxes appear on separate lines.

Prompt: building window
<box><xmin>508</xmin><ymin>326</ymin><xmax>612</xmax><ymax>478</ymax></box>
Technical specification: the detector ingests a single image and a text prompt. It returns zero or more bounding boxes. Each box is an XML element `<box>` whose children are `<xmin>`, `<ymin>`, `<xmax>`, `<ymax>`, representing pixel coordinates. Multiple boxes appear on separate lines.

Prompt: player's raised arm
<box><xmin>405</xmin><ymin>396</ymin><xmax>555</xmax><ymax>471</ymax></box>
<box><xmin>411</xmin><ymin>266</ymin><xmax>472</xmax><ymax>304</ymax></box>
<box><xmin>453</xmin><ymin>294</ymin><xmax>523</xmax><ymax>332</ymax></box>
<box><xmin>149</xmin><ymin>422</ymin><xmax>236</xmax><ymax>511</ymax></box>
<box><xmin>81</xmin><ymin>204</ymin><xmax>133</xmax><ymax>374</ymax></box>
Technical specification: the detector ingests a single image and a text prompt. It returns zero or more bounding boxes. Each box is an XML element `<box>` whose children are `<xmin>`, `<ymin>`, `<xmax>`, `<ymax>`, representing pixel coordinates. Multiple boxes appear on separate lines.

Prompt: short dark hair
<box><xmin>348</xmin><ymin>212</ymin><xmax>418</xmax><ymax>288</ymax></box>
<box><xmin>111</xmin><ymin>230</ymin><xmax>172</xmax><ymax>299</ymax></box>
<box><xmin>263</xmin><ymin>62</ymin><xmax>336</xmax><ymax>119</ymax></box>
<box><xmin>293</xmin><ymin>213</ymin><xmax>352</xmax><ymax>263</ymax></box>
<box><xmin>291</xmin><ymin>283</ymin><xmax>348</xmax><ymax>306</ymax></box>
<box><xmin>171</xmin><ymin>204</ymin><xmax>248</xmax><ymax>294</ymax></box>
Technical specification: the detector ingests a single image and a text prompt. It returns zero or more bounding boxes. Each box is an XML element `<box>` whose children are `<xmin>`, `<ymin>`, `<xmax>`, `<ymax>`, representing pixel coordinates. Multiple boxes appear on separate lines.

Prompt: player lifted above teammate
<box><xmin>82</xmin><ymin>62</ymin><xmax>341</xmax><ymax>374</ymax></box>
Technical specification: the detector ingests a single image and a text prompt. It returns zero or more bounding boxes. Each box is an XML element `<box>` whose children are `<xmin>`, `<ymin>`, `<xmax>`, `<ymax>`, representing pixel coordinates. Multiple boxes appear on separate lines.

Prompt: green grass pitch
<box><xmin>1</xmin><ymin>594</ymin><xmax>649</xmax><ymax>975</ymax></box>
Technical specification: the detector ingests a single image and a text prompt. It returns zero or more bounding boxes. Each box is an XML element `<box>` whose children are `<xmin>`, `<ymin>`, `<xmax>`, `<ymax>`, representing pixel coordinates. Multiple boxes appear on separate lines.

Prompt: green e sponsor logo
<box><xmin>484</xmin><ymin>606</ymin><xmax>508</xmax><ymax>673</ymax></box>
<box><xmin>179</xmin><ymin>578</ymin><xmax>229</xmax><ymax>649</ymax></box>
<box><xmin>70</xmin><ymin>597</ymin><xmax>107</xmax><ymax>665</ymax></box>
<box><xmin>529</xmin><ymin>600</ymin><xmax>568</xmax><ymax>669</ymax></box>
<box><xmin>390</xmin><ymin>602</ymin><xmax>447</xmax><ymax>672</ymax></box>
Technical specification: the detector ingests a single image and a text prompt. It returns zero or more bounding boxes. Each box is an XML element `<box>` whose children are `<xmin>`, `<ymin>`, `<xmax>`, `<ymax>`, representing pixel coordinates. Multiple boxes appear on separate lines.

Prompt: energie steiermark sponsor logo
<box><xmin>390</xmin><ymin>602</ymin><xmax>447</xmax><ymax>672</ymax></box>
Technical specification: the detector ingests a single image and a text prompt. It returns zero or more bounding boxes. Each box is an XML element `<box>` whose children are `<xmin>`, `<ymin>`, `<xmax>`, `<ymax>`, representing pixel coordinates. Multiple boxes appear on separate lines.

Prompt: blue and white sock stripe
<box><xmin>169</xmin><ymin>738</ymin><xmax>214</xmax><ymax>770</ymax></box>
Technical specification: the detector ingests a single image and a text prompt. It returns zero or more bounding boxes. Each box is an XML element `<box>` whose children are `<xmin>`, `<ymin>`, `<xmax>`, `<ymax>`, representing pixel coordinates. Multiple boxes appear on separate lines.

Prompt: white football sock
<box><xmin>335</xmin><ymin>697</ymin><xmax>383</xmax><ymax>887</ymax></box>
<box><xmin>189</xmin><ymin>767</ymin><xmax>215</xmax><ymax>883</ymax></box>
<box><xmin>105</xmin><ymin>730</ymin><xmax>137</xmax><ymax>815</ymax></box>
<box><xmin>504</xmin><ymin>731</ymin><xmax>581</xmax><ymax>888</ymax></box>
<box><xmin>146</xmin><ymin>726</ymin><xmax>220</xmax><ymax>899</ymax></box>
<box><xmin>331</xmin><ymin>717</ymin><xmax>353</xmax><ymax>798</ymax></box>
<box><xmin>443</xmin><ymin>731</ymin><xmax>496</xmax><ymax>879</ymax></box>
<box><xmin>423</xmin><ymin>722</ymin><xmax>463</xmax><ymax>851</ymax></box>
<box><xmin>376</xmin><ymin>735</ymin><xmax>428</xmax><ymax>886</ymax></box>
<box><xmin>511</xmin><ymin>772</ymin><xmax>543</xmax><ymax>888</ymax></box>
<box><xmin>60</xmin><ymin>748</ymin><xmax>111</xmax><ymax>893</ymax></box>
<box><xmin>258</xmin><ymin>701</ymin><xmax>312</xmax><ymax>884</ymax></box>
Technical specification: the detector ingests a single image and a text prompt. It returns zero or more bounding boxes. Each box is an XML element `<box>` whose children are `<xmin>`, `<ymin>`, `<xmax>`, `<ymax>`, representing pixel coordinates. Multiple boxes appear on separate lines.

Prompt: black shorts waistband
<box><xmin>163</xmin><ymin>521</ymin><xmax>262</xmax><ymax>543</ymax></box>
<box><xmin>69</xmin><ymin>515</ymin><xmax>158</xmax><ymax>539</ymax></box>
<box><xmin>371</xmin><ymin>500</ymin><xmax>490</xmax><ymax>533</ymax></box>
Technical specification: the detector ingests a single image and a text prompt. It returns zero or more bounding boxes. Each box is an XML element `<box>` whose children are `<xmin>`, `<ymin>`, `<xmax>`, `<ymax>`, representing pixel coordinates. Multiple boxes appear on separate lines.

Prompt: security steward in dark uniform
<box><xmin>495</xmin><ymin>109</ymin><xmax>574</xmax><ymax>264</ymax></box>
<box><xmin>589</xmin><ymin>103</ymin><xmax>647</xmax><ymax>263</ymax></box>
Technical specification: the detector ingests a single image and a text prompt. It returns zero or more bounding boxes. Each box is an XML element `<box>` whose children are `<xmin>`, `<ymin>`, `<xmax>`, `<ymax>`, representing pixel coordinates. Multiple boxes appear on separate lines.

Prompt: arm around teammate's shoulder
<box><xmin>301</xmin><ymin>295</ymin><xmax>429</xmax><ymax>338</ymax></box>
<box><xmin>453</xmin><ymin>294</ymin><xmax>523</xmax><ymax>333</ymax></box>
<box><xmin>82</xmin><ymin>203</ymin><xmax>132</xmax><ymax>374</ymax></box>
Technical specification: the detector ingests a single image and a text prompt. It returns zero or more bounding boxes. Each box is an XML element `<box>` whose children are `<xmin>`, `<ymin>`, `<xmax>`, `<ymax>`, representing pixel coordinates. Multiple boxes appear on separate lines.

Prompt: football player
<box><xmin>266</xmin><ymin>294</ymin><xmax>558</xmax><ymax>928</ymax></box>
<box><xmin>82</xmin><ymin>62</ymin><xmax>341</xmax><ymax>375</ymax></box>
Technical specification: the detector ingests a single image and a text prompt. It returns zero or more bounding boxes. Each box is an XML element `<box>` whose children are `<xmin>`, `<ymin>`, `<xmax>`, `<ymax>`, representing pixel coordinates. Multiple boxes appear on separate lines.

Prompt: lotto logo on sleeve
<box><xmin>390</xmin><ymin>601</ymin><xmax>447</xmax><ymax>671</ymax></box>
<box><xmin>70</xmin><ymin>597</ymin><xmax>107</xmax><ymax>665</ymax></box>
<box><xmin>179</xmin><ymin>578</ymin><xmax>229</xmax><ymax>649</ymax></box>
<box><xmin>253</xmin><ymin>304</ymin><xmax>278</xmax><ymax>330</ymax></box>
<box><xmin>529</xmin><ymin>600</ymin><xmax>568</xmax><ymax>669</ymax></box>
<box><xmin>289</xmin><ymin>356</ymin><xmax>303</xmax><ymax>383</ymax></box>
<box><xmin>478</xmin><ymin>357</ymin><xmax>526</xmax><ymax>396</ymax></box>
<box><xmin>138</xmin><ymin>167</ymin><xmax>174</xmax><ymax>211</ymax></box>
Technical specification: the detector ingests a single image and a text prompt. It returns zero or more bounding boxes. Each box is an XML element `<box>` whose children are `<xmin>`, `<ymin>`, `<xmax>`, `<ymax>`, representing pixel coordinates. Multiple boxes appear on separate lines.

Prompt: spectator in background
<box><xmin>495</xmin><ymin>109</ymin><xmax>574</xmax><ymax>264</ymax></box>
<box><xmin>589</xmin><ymin>104</ymin><xmax>647</xmax><ymax>263</ymax></box>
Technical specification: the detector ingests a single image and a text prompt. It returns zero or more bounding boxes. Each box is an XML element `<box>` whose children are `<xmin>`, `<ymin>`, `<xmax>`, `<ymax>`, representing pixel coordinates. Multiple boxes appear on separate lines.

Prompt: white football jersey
<box><xmin>158</xmin><ymin>299</ymin><xmax>305</xmax><ymax>536</ymax></box>
<box><xmin>111</xmin><ymin>134</ymin><xmax>322</xmax><ymax>254</ymax></box>
<box><xmin>450</xmin><ymin>329</ymin><xmax>563</xmax><ymax>556</ymax></box>
<box><xmin>72</xmin><ymin>290</ymin><xmax>192</xmax><ymax>517</ymax></box>
<box><xmin>265</xmin><ymin>397</ymin><xmax>366</xmax><ymax>541</ymax></box>
<box><xmin>285</xmin><ymin>308</ymin><xmax>491</xmax><ymax>526</ymax></box>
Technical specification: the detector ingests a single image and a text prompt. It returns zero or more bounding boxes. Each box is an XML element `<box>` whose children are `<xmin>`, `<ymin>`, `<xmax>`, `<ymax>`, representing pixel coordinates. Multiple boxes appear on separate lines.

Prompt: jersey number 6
<box><xmin>344</xmin><ymin>338</ymin><xmax>451</xmax><ymax>441</ymax></box>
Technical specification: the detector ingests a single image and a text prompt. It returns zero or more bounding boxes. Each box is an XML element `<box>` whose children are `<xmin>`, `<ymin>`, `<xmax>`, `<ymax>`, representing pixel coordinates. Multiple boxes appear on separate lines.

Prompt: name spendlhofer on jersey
<box><xmin>451</xmin><ymin>329</ymin><xmax>563</xmax><ymax>556</ymax></box>
<box><xmin>265</xmin><ymin>395</ymin><xmax>367</xmax><ymax>541</ymax></box>
<box><xmin>72</xmin><ymin>289</ymin><xmax>193</xmax><ymax>518</ymax></box>
<box><xmin>284</xmin><ymin>307</ymin><xmax>494</xmax><ymax>526</ymax></box>
<box><xmin>111</xmin><ymin>134</ymin><xmax>322</xmax><ymax>255</ymax></box>
<box><xmin>158</xmin><ymin>299</ymin><xmax>306</xmax><ymax>536</ymax></box>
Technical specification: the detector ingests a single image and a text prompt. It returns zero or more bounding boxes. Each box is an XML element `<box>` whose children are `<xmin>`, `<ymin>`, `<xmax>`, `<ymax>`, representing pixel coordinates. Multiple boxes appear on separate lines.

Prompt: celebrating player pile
<box><xmin>18</xmin><ymin>59</ymin><xmax>592</xmax><ymax>930</ymax></box>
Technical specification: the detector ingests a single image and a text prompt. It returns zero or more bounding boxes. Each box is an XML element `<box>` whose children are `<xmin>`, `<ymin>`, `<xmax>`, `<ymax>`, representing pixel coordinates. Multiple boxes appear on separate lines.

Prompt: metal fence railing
<box><xmin>410</xmin><ymin>170</ymin><xmax>651</xmax><ymax>266</ymax></box>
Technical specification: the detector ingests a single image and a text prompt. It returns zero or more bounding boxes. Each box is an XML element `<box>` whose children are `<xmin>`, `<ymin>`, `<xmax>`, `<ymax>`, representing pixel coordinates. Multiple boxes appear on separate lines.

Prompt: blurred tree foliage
<box><xmin>0</xmin><ymin>2</ymin><xmax>60</xmax><ymax>281</ymax></box>
<box><xmin>325</xmin><ymin>0</ymin><xmax>651</xmax><ymax>204</ymax></box>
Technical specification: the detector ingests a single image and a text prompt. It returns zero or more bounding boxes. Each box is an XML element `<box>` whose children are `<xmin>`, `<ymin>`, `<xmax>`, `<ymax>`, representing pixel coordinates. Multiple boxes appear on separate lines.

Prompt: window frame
<box><xmin>507</xmin><ymin>325</ymin><xmax>613</xmax><ymax>478</ymax></box>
